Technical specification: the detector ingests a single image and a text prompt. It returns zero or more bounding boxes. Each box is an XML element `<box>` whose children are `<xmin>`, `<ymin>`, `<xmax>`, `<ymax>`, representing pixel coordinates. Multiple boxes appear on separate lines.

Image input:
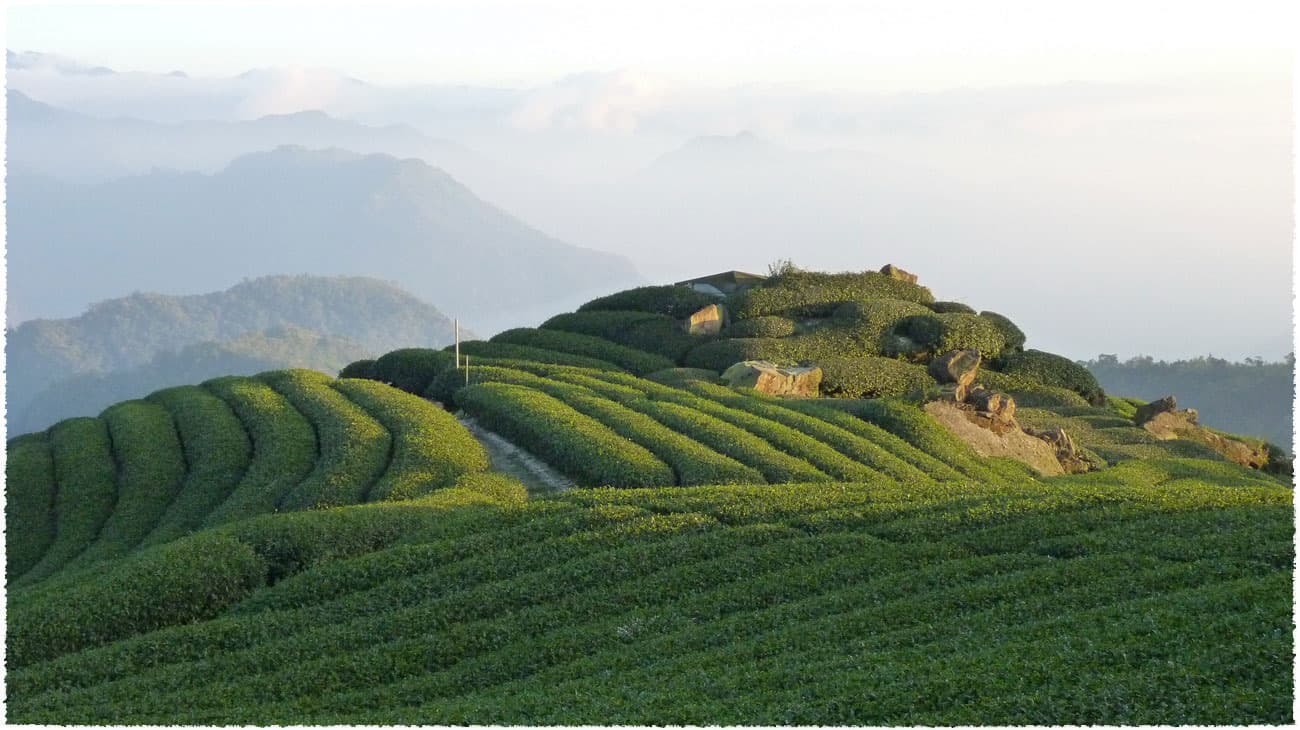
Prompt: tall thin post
<box><xmin>465</xmin><ymin>355</ymin><xmax>470</xmax><ymax>386</ymax></box>
<box><xmin>454</xmin><ymin>318</ymin><xmax>461</xmax><ymax>368</ymax></box>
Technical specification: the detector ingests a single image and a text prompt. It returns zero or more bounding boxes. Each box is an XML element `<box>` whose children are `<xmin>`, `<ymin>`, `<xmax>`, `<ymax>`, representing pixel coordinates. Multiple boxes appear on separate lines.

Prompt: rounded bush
<box><xmin>927</xmin><ymin>301</ymin><xmax>975</xmax><ymax>314</ymax></box>
<box><xmin>5</xmin><ymin>434</ymin><xmax>57</xmax><ymax>580</ymax></box>
<box><xmin>683</xmin><ymin>338</ymin><xmax>786</xmax><ymax>371</ymax></box>
<box><xmin>577</xmin><ymin>285</ymin><xmax>721</xmax><ymax>319</ymax></box>
<box><xmin>889</xmin><ymin>313</ymin><xmax>1005</xmax><ymax>360</ymax></box>
<box><xmin>725</xmin><ymin>316</ymin><xmax>796</xmax><ymax>339</ymax></box>
<box><xmin>979</xmin><ymin>311</ymin><xmax>1027</xmax><ymax>353</ymax></box>
<box><xmin>998</xmin><ymin>349</ymin><xmax>1107</xmax><ymax>406</ymax></box>
<box><xmin>816</xmin><ymin>356</ymin><xmax>936</xmax><ymax>399</ymax></box>
<box><xmin>339</xmin><ymin>359</ymin><xmax>378</xmax><ymax>380</ymax></box>
<box><xmin>731</xmin><ymin>270</ymin><xmax>934</xmax><ymax>319</ymax></box>
<box><xmin>371</xmin><ymin>349</ymin><xmax>456</xmax><ymax>395</ymax></box>
<box><xmin>451</xmin><ymin>340</ymin><xmax>624</xmax><ymax>373</ymax></box>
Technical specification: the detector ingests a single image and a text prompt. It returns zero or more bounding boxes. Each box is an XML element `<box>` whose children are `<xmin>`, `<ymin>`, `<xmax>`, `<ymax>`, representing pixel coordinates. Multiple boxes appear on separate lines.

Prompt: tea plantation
<box><xmin>5</xmin><ymin>269</ymin><xmax>1294</xmax><ymax>725</ymax></box>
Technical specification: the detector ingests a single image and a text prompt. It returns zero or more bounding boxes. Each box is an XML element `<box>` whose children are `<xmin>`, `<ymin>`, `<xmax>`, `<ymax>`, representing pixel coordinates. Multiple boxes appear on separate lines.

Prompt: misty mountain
<box><xmin>6</xmin><ymin>147</ymin><xmax>643</xmax><ymax>331</ymax></box>
<box><xmin>4</xmin><ymin>275</ymin><xmax>463</xmax><ymax>422</ymax></box>
<box><xmin>6</xmin><ymin>89</ymin><xmax>491</xmax><ymax>185</ymax></box>
<box><xmin>9</xmin><ymin>325</ymin><xmax>373</xmax><ymax>437</ymax></box>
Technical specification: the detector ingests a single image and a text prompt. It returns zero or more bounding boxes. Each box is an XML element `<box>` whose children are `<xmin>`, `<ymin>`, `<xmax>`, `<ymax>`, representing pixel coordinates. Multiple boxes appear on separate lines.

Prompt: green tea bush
<box><xmin>977</xmin><ymin>370</ymin><xmax>1090</xmax><ymax>408</ymax></box>
<box><xmin>816</xmin><ymin>356</ymin><xmax>935</xmax><ymax>398</ymax></box>
<box><xmin>577</xmin><ymin>285</ymin><xmax>721</xmax><ymax>318</ymax></box>
<box><xmin>893</xmin><ymin>313</ymin><xmax>1006</xmax><ymax>359</ymax></box>
<box><xmin>999</xmin><ymin>350</ymin><xmax>1107</xmax><ymax>406</ymax></box>
<box><xmin>372</xmin><ymin>349</ymin><xmax>456</xmax><ymax>394</ymax></box>
<box><xmin>338</xmin><ymin>359</ymin><xmax>378</xmax><ymax>380</ymax></box>
<box><xmin>453</xmin><ymin>340</ymin><xmax>625</xmax><ymax>372</ymax></box>
<box><xmin>17</xmin><ymin>418</ymin><xmax>118</xmax><ymax>585</ymax></box>
<box><xmin>261</xmin><ymin>370</ymin><xmax>391</xmax><ymax>509</ymax></box>
<box><xmin>541</xmin><ymin>311</ymin><xmax>701</xmax><ymax>362</ymax></box>
<box><xmin>68</xmin><ymin>401</ymin><xmax>187</xmax><ymax>568</ymax></box>
<box><xmin>725</xmin><ymin>316</ymin><xmax>796</xmax><ymax>338</ymax></box>
<box><xmin>5</xmin><ymin>434</ymin><xmax>57</xmax><ymax>580</ymax></box>
<box><xmin>927</xmin><ymin>301</ymin><xmax>975</xmax><ymax>314</ymax></box>
<box><xmin>978</xmin><ymin>311</ymin><xmax>1026</xmax><ymax>353</ymax></box>
<box><xmin>333</xmin><ymin>378</ymin><xmax>490</xmax><ymax>501</ymax></box>
<box><xmin>621</xmin><ymin>398</ymin><xmax>830</xmax><ymax>484</ymax></box>
<box><xmin>682</xmin><ymin>382</ymin><xmax>933</xmax><ymax>484</ymax></box>
<box><xmin>682</xmin><ymin>338</ymin><xmax>782</xmax><ymax>371</ymax></box>
<box><xmin>489</xmin><ymin>328</ymin><xmax>673</xmax><ymax>374</ymax></box>
<box><xmin>5</xmin><ymin>531</ymin><xmax>266</xmax><ymax>669</ymax></box>
<box><xmin>457</xmin><ymin>383</ymin><xmax>675</xmax><ymax>488</ymax></box>
<box><xmin>559</xmin><ymin>390</ymin><xmax>766</xmax><ymax>486</ymax></box>
<box><xmin>731</xmin><ymin>270</ymin><xmax>934</xmax><ymax>319</ymax></box>
<box><xmin>141</xmin><ymin>386</ymin><xmax>253</xmax><ymax>546</ymax></box>
<box><xmin>201</xmin><ymin>376</ymin><xmax>318</xmax><ymax>527</ymax></box>
<box><xmin>643</xmin><ymin>368</ymin><xmax>721</xmax><ymax>388</ymax></box>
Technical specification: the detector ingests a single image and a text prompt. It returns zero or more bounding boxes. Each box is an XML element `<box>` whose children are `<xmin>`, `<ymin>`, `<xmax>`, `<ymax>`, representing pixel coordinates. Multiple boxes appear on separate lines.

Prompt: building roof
<box><xmin>674</xmin><ymin>271</ymin><xmax>768</xmax><ymax>288</ymax></box>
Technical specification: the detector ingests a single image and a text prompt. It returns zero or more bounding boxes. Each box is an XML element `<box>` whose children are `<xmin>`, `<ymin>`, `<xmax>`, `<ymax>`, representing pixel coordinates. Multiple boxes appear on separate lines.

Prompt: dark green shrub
<box><xmin>682</xmin><ymin>338</ymin><xmax>788</xmax><ymax>371</ymax></box>
<box><xmin>16</xmin><ymin>418</ymin><xmax>118</xmax><ymax>585</ymax></box>
<box><xmin>977</xmin><ymin>370</ymin><xmax>1090</xmax><ymax>409</ymax></box>
<box><xmin>67</xmin><ymin>401</ymin><xmax>187</xmax><ymax>568</ymax></box>
<box><xmin>889</xmin><ymin>312</ymin><xmax>1006</xmax><ymax>360</ymax></box>
<box><xmin>5</xmin><ymin>530</ymin><xmax>267</xmax><ymax>669</ymax></box>
<box><xmin>338</xmin><ymin>359</ymin><xmax>378</xmax><ymax>380</ymax></box>
<box><xmin>452</xmin><ymin>340</ymin><xmax>625</xmax><ymax>372</ymax></box>
<box><xmin>261</xmin><ymin>370</ymin><xmax>391</xmax><ymax>509</ymax></box>
<box><xmin>541</xmin><ymin>311</ymin><xmax>701</xmax><ymax>362</ymax></box>
<box><xmin>927</xmin><ymin>301</ymin><xmax>975</xmax><ymax>314</ymax></box>
<box><xmin>725</xmin><ymin>316</ymin><xmax>796</xmax><ymax>338</ymax></box>
<box><xmin>999</xmin><ymin>350</ymin><xmax>1107</xmax><ymax>406</ymax></box>
<box><xmin>731</xmin><ymin>270</ymin><xmax>934</xmax><ymax>319</ymax></box>
<box><xmin>201</xmin><ymin>376</ymin><xmax>318</xmax><ymax>527</ymax></box>
<box><xmin>5</xmin><ymin>434</ymin><xmax>57</xmax><ymax>580</ymax></box>
<box><xmin>979</xmin><ymin>311</ymin><xmax>1026</xmax><ymax>353</ymax></box>
<box><xmin>457</xmin><ymin>383</ymin><xmax>674</xmax><ymax>488</ymax></box>
<box><xmin>141</xmin><ymin>386</ymin><xmax>254</xmax><ymax>547</ymax></box>
<box><xmin>643</xmin><ymin>368</ymin><xmax>721</xmax><ymax>388</ymax></box>
<box><xmin>577</xmin><ymin>285</ymin><xmax>721</xmax><ymax>318</ymax></box>
<box><xmin>371</xmin><ymin>349</ymin><xmax>456</xmax><ymax>395</ymax></box>
<box><xmin>816</xmin><ymin>356</ymin><xmax>935</xmax><ymax>399</ymax></box>
<box><xmin>489</xmin><ymin>327</ymin><xmax>673</xmax><ymax>374</ymax></box>
<box><xmin>334</xmin><ymin>378</ymin><xmax>490</xmax><ymax>501</ymax></box>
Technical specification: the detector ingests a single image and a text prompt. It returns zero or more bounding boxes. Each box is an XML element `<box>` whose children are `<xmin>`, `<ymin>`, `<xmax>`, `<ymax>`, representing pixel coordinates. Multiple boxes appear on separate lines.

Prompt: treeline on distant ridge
<box><xmin>1084</xmin><ymin>354</ymin><xmax>1294</xmax><ymax>450</ymax></box>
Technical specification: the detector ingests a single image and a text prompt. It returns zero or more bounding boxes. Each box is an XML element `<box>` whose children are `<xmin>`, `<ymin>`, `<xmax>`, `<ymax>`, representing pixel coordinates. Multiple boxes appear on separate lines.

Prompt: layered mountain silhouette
<box><xmin>6</xmin><ymin>146</ymin><xmax>642</xmax><ymax>330</ymax></box>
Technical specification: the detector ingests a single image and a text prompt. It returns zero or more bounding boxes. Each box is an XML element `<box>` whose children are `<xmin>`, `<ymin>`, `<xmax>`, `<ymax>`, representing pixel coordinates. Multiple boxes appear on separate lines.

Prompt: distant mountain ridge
<box><xmin>4</xmin><ymin>274</ymin><xmax>464</xmax><ymax>433</ymax></box>
<box><xmin>6</xmin><ymin>146</ymin><xmax>643</xmax><ymax>330</ymax></box>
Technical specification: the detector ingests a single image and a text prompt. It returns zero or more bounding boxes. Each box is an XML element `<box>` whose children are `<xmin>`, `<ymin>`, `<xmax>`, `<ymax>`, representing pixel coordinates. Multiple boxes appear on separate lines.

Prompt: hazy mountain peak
<box><xmin>7</xmin><ymin>49</ymin><xmax>115</xmax><ymax>75</ymax></box>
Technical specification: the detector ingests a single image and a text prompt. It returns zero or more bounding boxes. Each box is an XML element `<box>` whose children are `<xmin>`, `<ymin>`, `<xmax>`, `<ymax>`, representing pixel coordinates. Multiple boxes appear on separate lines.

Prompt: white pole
<box><xmin>465</xmin><ymin>355</ymin><xmax>470</xmax><ymax>386</ymax></box>
<box><xmin>454</xmin><ymin>318</ymin><xmax>460</xmax><ymax>368</ymax></box>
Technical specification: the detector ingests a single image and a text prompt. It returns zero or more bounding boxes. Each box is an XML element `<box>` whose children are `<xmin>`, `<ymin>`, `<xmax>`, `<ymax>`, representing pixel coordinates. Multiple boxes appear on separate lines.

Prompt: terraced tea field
<box><xmin>6</xmin><ymin>271</ymin><xmax>1294</xmax><ymax>724</ymax></box>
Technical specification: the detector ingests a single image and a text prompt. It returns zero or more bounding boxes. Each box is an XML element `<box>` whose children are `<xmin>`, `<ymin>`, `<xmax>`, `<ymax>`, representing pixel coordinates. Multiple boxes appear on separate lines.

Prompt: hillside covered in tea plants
<box><xmin>5</xmin><ymin>266</ymin><xmax>1293</xmax><ymax>725</ymax></box>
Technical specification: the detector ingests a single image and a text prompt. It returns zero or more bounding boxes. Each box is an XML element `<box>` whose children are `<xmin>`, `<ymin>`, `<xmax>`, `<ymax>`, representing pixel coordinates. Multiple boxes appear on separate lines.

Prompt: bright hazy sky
<box><xmin>7</xmin><ymin>0</ymin><xmax>1295</xmax><ymax>89</ymax></box>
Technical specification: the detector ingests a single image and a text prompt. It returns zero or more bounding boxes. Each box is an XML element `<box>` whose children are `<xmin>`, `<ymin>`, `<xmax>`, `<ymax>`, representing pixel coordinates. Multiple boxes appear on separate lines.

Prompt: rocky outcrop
<box><xmin>923</xmin><ymin>400</ymin><xmax>1064</xmax><ymax>476</ymax></box>
<box><xmin>879</xmin><ymin>264</ymin><xmax>918</xmax><ymax>285</ymax></box>
<box><xmin>721</xmin><ymin>361</ymin><xmax>822</xmax><ymax>397</ymax></box>
<box><xmin>1024</xmin><ymin>425</ymin><xmax>1091</xmax><ymax>474</ymax></box>
<box><xmin>1134</xmin><ymin>395</ymin><xmax>1183</xmax><ymax>427</ymax></box>
<box><xmin>965</xmin><ymin>387</ymin><xmax>1017</xmax><ymax>434</ymax></box>
<box><xmin>685</xmin><ymin>304</ymin><xmax>727</xmax><ymax>335</ymax></box>
<box><xmin>1134</xmin><ymin>393</ymin><xmax>1272</xmax><ymax>470</ymax></box>
<box><xmin>928</xmin><ymin>349</ymin><xmax>981</xmax><ymax>400</ymax></box>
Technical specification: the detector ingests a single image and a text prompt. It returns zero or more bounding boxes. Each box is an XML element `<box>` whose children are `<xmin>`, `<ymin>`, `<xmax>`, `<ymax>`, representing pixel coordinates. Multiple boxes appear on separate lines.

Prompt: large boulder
<box><xmin>685</xmin><ymin>304</ymin><xmax>727</xmax><ymax>336</ymax></box>
<box><xmin>1024</xmin><ymin>425</ymin><xmax>1091</xmax><ymax>474</ymax></box>
<box><xmin>721</xmin><ymin>360</ymin><xmax>822</xmax><ymax>397</ymax></box>
<box><xmin>1134</xmin><ymin>395</ymin><xmax>1181</xmax><ymax>426</ymax></box>
<box><xmin>928</xmin><ymin>349</ymin><xmax>981</xmax><ymax>400</ymax></box>
<box><xmin>923</xmin><ymin>401</ymin><xmax>1064</xmax><ymax>476</ymax></box>
<box><xmin>879</xmin><ymin>264</ymin><xmax>918</xmax><ymax>285</ymax></box>
<box><xmin>965</xmin><ymin>388</ymin><xmax>1018</xmax><ymax>434</ymax></box>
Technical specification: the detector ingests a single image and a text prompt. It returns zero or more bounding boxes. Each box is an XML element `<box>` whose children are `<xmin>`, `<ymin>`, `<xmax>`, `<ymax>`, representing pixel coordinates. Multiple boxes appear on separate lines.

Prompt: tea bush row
<box><xmin>816</xmin><ymin>356</ymin><xmax>934</xmax><ymax>398</ymax></box>
<box><xmin>453</xmin><ymin>340</ymin><xmax>626</xmax><ymax>373</ymax></box>
<box><xmin>369</xmin><ymin>349</ymin><xmax>456</xmax><ymax>394</ymax></box>
<box><xmin>333</xmin><ymin>378</ymin><xmax>490</xmax><ymax>501</ymax></box>
<box><xmin>5</xmin><ymin>434</ymin><xmax>57</xmax><ymax>580</ymax></box>
<box><xmin>997</xmin><ymin>350</ymin><xmax>1107</xmax><ymax>406</ymax></box>
<box><xmin>643</xmin><ymin>367</ymin><xmax>720</xmax><ymax>388</ymax></box>
<box><xmin>725</xmin><ymin>315</ymin><xmax>796</xmax><ymax>338</ymax></box>
<box><xmin>67</xmin><ymin>401</ymin><xmax>187</xmax><ymax>569</ymax></box>
<box><xmin>457</xmin><ymin>383</ymin><xmax>675</xmax><ymax>488</ymax></box>
<box><xmin>578</xmin><ymin>285</ymin><xmax>721</xmax><ymax>319</ymax></box>
<box><xmin>15</xmin><ymin>418</ymin><xmax>118</xmax><ymax>585</ymax></box>
<box><xmin>540</xmin><ymin>310</ymin><xmax>702</xmax><ymax>362</ymax></box>
<box><xmin>260</xmin><ymin>370</ymin><xmax>391</xmax><ymax>509</ymax></box>
<box><xmin>490</xmin><ymin>327</ymin><xmax>674</xmax><ymax>374</ymax></box>
<box><xmin>140</xmin><ymin>386</ymin><xmax>253</xmax><ymax>547</ymax></box>
<box><xmin>201</xmin><ymin>376</ymin><xmax>318</xmax><ymax>527</ymax></box>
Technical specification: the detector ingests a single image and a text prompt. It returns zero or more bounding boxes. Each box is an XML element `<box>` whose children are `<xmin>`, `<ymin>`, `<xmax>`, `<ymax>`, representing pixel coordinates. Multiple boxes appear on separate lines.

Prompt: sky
<box><xmin>6</xmin><ymin>0</ymin><xmax>1296</xmax><ymax>90</ymax></box>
